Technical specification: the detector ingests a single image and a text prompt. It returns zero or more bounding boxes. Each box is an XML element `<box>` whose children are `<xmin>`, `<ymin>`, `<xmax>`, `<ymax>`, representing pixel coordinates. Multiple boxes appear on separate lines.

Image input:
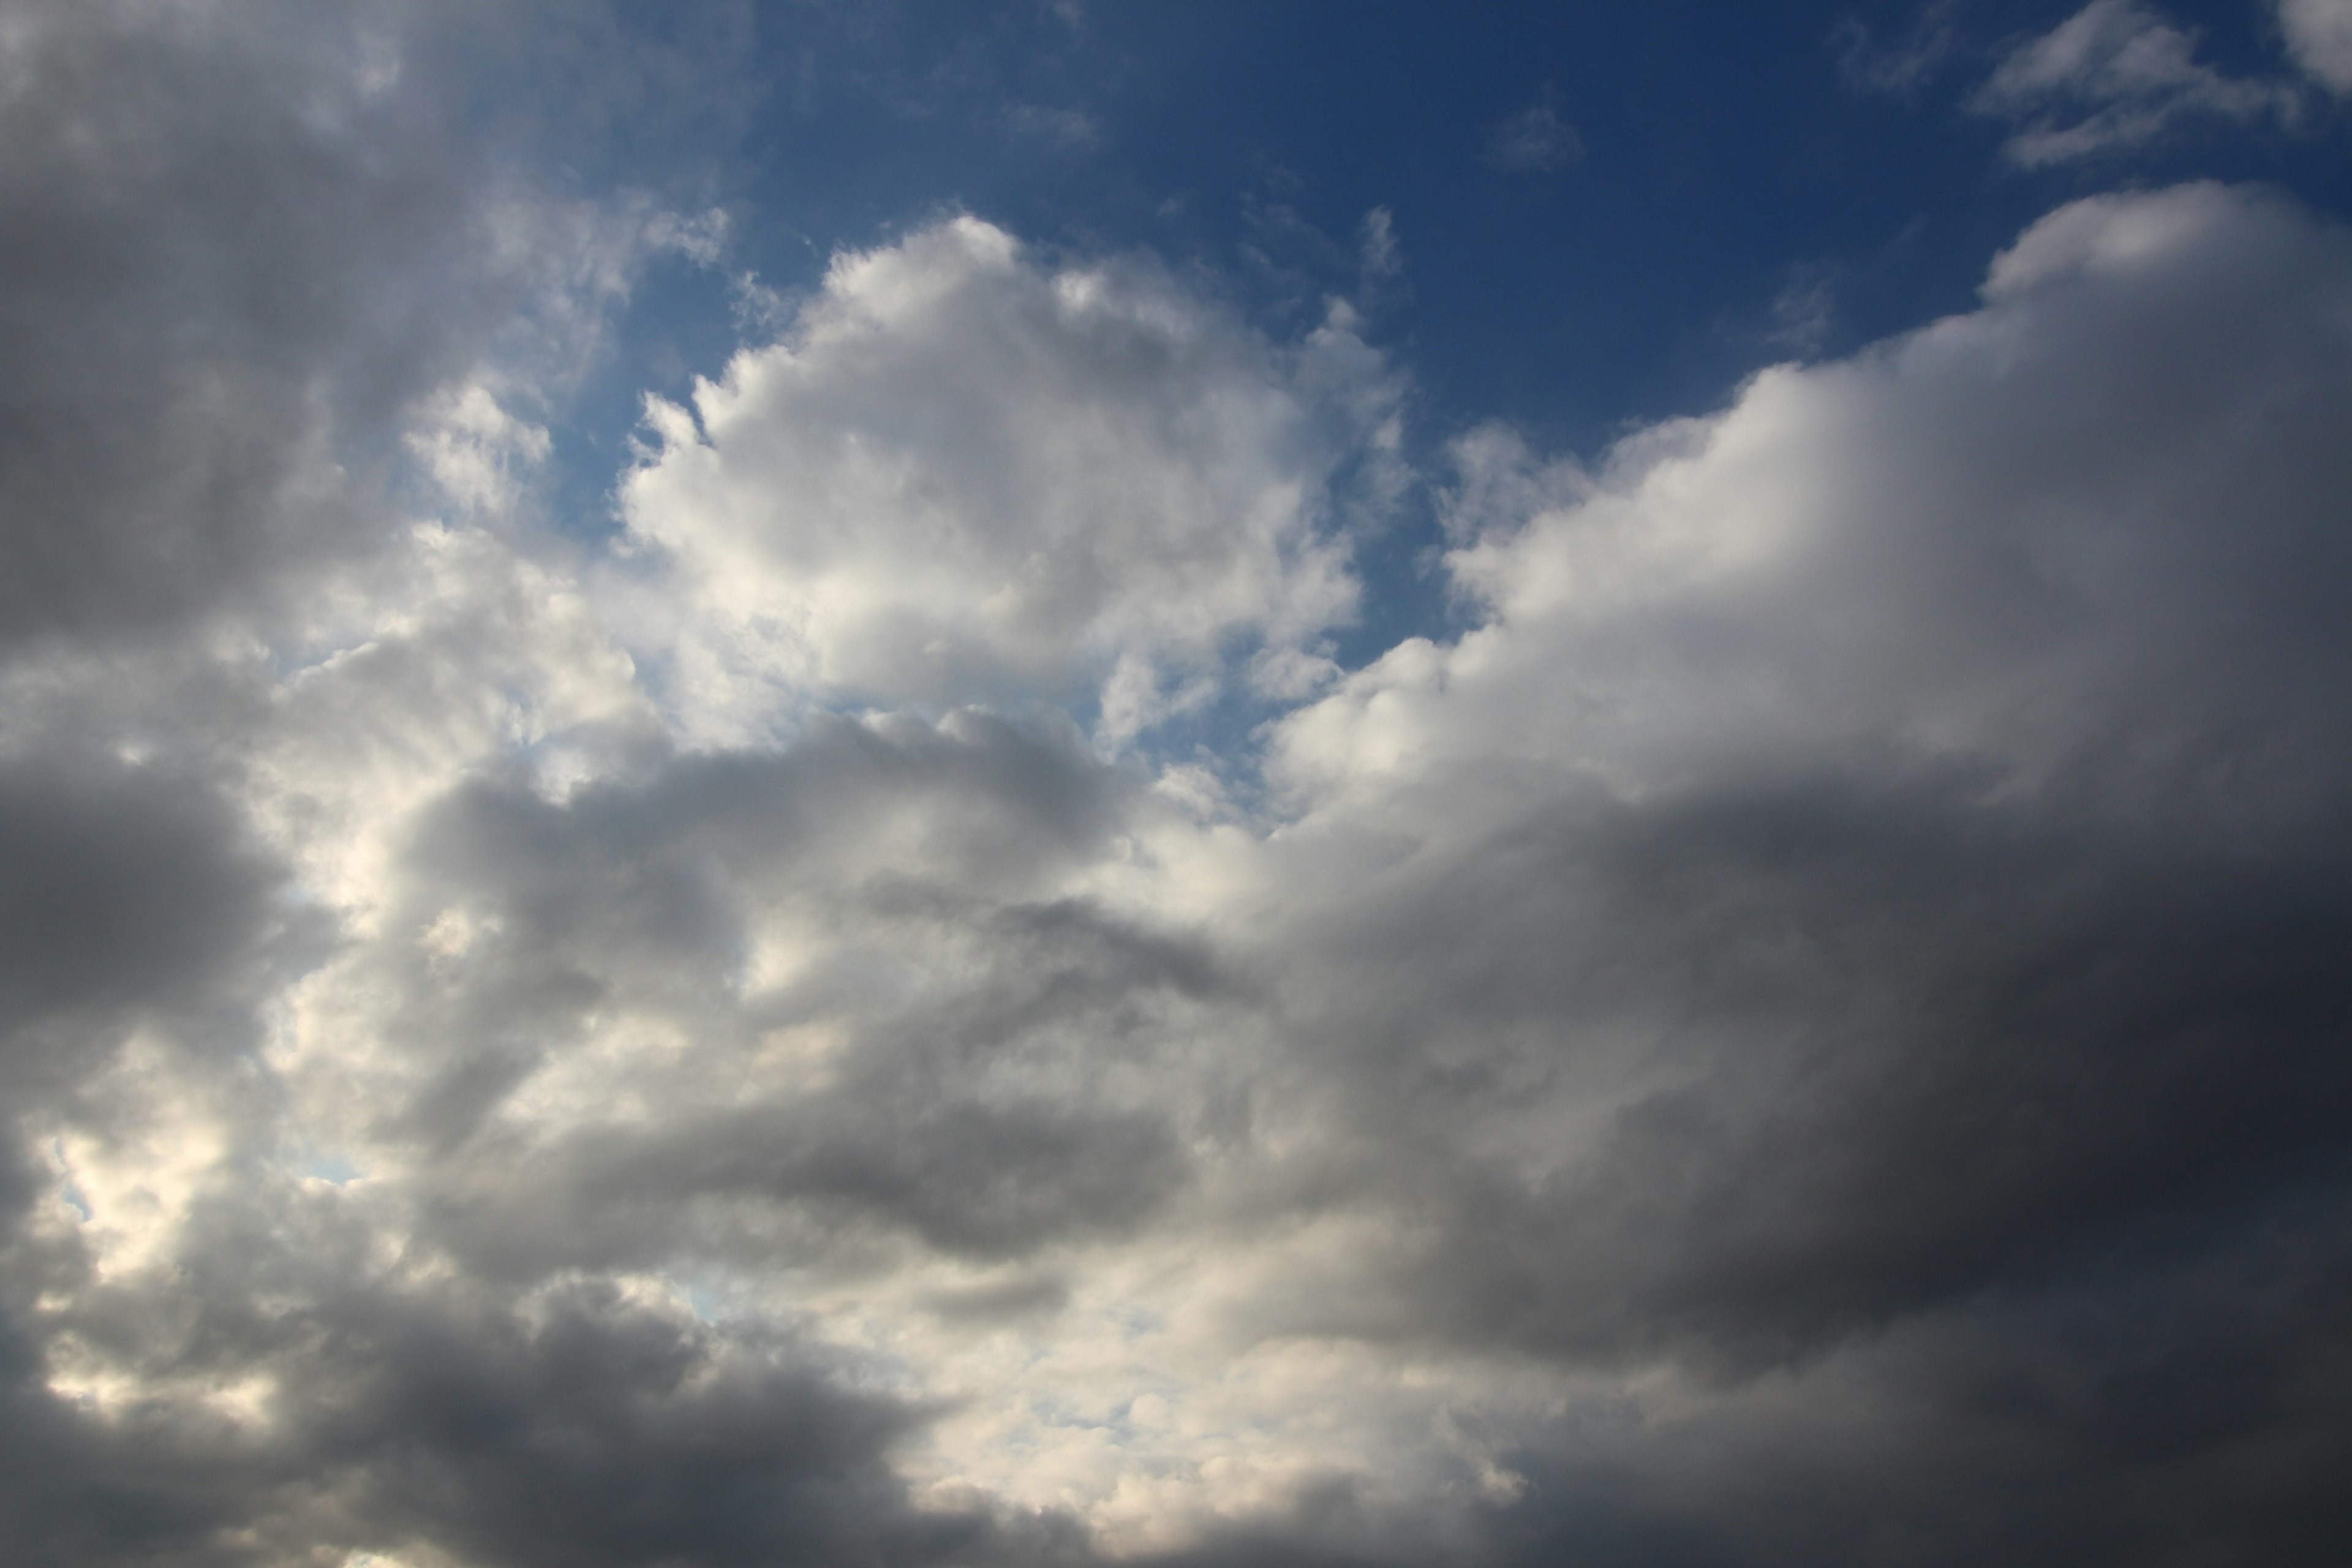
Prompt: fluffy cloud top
<box><xmin>620</xmin><ymin>216</ymin><xmax>1385</xmax><ymax>744</ymax></box>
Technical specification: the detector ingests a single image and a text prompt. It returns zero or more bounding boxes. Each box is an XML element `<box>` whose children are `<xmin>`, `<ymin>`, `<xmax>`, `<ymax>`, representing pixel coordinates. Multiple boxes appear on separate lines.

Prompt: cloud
<box><xmin>1483</xmin><ymin>92</ymin><xmax>1583</xmax><ymax>173</ymax></box>
<box><xmin>1</xmin><ymin>1267</ymin><xmax>1038</xmax><ymax>1568</ymax></box>
<box><xmin>1358</xmin><ymin>206</ymin><xmax>1401</xmax><ymax>282</ymax></box>
<box><xmin>307</xmin><ymin>712</ymin><xmax>1200</xmax><ymax>1270</ymax></box>
<box><xmin>1831</xmin><ymin>3</ymin><xmax>1963</xmax><ymax>97</ymax></box>
<box><xmin>2281</xmin><ymin>0</ymin><xmax>2352</xmax><ymax>90</ymax></box>
<box><xmin>4</xmin><ymin>6</ymin><xmax>2352</xmax><ymax>1557</ymax></box>
<box><xmin>1240</xmin><ymin>179</ymin><xmax>2352</xmax><ymax>1547</ymax></box>
<box><xmin>0</xmin><ymin>0</ymin><xmax>690</xmax><ymax>655</ymax></box>
<box><xmin>1971</xmin><ymin>0</ymin><xmax>2299</xmax><ymax>164</ymax></box>
<box><xmin>617</xmin><ymin>216</ymin><xmax>1392</xmax><ymax>746</ymax></box>
<box><xmin>1005</xmin><ymin>102</ymin><xmax>1104</xmax><ymax>147</ymax></box>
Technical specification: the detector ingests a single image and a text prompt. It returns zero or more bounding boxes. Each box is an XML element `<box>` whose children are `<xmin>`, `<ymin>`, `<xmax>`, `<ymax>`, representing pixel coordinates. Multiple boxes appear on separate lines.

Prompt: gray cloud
<box><xmin>0</xmin><ymin>0</ymin><xmax>704</xmax><ymax>651</ymax></box>
<box><xmin>2282</xmin><ymin>0</ymin><xmax>2352</xmax><ymax>91</ymax></box>
<box><xmin>0</xmin><ymin>1270</ymin><xmax>1043</xmax><ymax>1568</ymax></box>
<box><xmin>1194</xmin><ymin>178</ymin><xmax>2352</xmax><ymax>1562</ymax></box>
<box><xmin>0</xmin><ymin>759</ymin><xmax>277</xmax><ymax>1048</ymax></box>
<box><xmin>292</xmin><ymin>714</ymin><xmax>1213</xmax><ymax>1281</ymax></box>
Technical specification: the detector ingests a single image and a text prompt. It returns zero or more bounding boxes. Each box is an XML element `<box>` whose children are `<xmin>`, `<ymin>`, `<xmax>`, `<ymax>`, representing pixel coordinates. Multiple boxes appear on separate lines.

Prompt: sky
<box><xmin>4</xmin><ymin>2</ymin><xmax>2352</xmax><ymax>1566</ymax></box>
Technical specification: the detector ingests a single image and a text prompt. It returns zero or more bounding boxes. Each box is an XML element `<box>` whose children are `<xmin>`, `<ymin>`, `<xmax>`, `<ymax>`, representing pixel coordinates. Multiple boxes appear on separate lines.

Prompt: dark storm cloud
<box><xmin>283</xmin><ymin>1282</ymin><xmax>957</xmax><ymax>1568</ymax></box>
<box><xmin>557</xmin><ymin>1094</ymin><xmax>1186</xmax><ymax>1259</ymax></box>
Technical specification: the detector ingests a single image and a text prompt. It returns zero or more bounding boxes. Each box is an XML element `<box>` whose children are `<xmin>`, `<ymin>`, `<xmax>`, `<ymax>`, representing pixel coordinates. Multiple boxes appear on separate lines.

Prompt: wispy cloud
<box><xmin>1484</xmin><ymin>88</ymin><xmax>1585</xmax><ymax>171</ymax></box>
<box><xmin>1832</xmin><ymin>1</ymin><xmax>1964</xmax><ymax>97</ymax></box>
<box><xmin>1972</xmin><ymin>0</ymin><xmax>2297</xmax><ymax>164</ymax></box>
<box><xmin>1003</xmin><ymin>101</ymin><xmax>1102</xmax><ymax>148</ymax></box>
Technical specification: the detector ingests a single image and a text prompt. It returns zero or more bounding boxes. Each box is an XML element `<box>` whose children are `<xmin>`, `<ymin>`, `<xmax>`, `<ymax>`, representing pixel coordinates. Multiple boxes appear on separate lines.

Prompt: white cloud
<box><xmin>1359</xmin><ymin>205</ymin><xmax>1401</xmax><ymax>279</ymax></box>
<box><xmin>617</xmin><ymin>216</ymin><xmax>1388</xmax><ymax>747</ymax></box>
<box><xmin>1973</xmin><ymin>0</ymin><xmax>2294</xmax><ymax>164</ymax></box>
<box><xmin>1280</xmin><ymin>181</ymin><xmax>2352</xmax><ymax>810</ymax></box>
<box><xmin>1004</xmin><ymin>102</ymin><xmax>1102</xmax><ymax>147</ymax></box>
<box><xmin>405</xmin><ymin>385</ymin><xmax>552</xmax><ymax>517</ymax></box>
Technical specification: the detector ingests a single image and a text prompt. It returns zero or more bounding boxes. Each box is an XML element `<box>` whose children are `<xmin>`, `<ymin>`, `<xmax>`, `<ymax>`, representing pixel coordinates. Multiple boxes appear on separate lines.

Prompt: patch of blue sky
<box><xmin>53</xmin><ymin>1140</ymin><xmax>92</xmax><ymax>1223</ymax></box>
<box><xmin>540</xmin><ymin>0</ymin><xmax>2352</xmax><ymax>696</ymax></box>
<box><xmin>299</xmin><ymin>1152</ymin><xmax>364</xmax><ymax>1186</ymax></box>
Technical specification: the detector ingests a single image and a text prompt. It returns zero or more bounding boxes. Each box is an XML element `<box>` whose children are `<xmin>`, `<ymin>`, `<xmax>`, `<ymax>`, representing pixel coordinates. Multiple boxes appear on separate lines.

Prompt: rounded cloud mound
<box><xmin>621</xmin><ymin>216</ymin><xmax>1387</xmax><ymax>744</ymax></box>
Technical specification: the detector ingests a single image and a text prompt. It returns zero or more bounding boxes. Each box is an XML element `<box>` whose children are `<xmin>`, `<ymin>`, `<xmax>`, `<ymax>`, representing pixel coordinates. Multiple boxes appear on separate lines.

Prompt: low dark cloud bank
<box><xmin>2</xmin><ymin>4</ymin><xmax>2350</xmax><ymax>1566</ymax></box>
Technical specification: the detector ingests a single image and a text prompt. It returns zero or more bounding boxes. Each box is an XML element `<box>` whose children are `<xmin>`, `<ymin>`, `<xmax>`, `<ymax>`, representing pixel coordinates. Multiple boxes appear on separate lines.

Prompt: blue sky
<box><xmin>559</xmin><ymin>0</ymin><xmax>2352</xmax><ymax>653</ymax></box>
<box><xmin>566</xmin><ymin>3</ymin><xmax>2352</xmax><ymax>428</ymax></box>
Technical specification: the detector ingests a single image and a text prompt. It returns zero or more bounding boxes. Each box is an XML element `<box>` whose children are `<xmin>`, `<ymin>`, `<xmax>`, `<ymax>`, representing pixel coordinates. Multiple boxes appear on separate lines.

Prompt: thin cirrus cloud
<box><xmin>3</xmin><ymin>4</ymin><xmax>2351</xmax><ymax>1568</ymax></box>
<box><xmin>1483</xmin><ymin>89</ymin><xmax>1585</xmax><ymax>172</ymax></box>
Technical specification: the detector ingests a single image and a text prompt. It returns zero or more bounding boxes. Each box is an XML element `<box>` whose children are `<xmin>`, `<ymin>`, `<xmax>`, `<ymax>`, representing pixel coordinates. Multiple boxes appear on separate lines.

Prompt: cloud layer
<box><xmin>4</xmin><ymin>8</ymin><xmax>2351</xmax><ymax>1567</ymax></box>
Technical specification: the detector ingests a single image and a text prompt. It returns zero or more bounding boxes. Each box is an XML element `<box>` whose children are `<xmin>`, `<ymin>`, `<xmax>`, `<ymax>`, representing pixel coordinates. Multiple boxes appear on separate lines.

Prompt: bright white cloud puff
<box><xmin>619</xmin><ymin>217</ymin><xmax>1381</xmax><ymax>745</ymax></box>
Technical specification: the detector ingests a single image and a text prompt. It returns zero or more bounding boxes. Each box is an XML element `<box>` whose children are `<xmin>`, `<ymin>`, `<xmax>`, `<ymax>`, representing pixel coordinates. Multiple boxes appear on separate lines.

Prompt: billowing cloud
<box><xmin>1235</xmin><ymin>180</ymin><xmax>2352</xmax><ymax>1553</ymax></box>
<box><xmin>619</xmin><ymin>216</ymin><xmax>1392</xmax><ymax>745</ymax></box>
<box><xmin>4</xmin><ymin>7</ymin><xmax>2351</xmax><ymax>1565</ymax></box>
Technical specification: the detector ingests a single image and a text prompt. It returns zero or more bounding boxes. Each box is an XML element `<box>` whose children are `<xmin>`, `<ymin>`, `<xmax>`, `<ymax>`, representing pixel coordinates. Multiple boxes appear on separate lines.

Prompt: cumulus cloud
<box><xmin>1972</xmin><ymin>0</ymin><xmax>2296</xmax><ymax>164</ymax></box>
<box><xmin>1248</xmin><ymin>179</ymin><xmax>2352</xmax><ymax>1548</ymax></box>
<box><xmin>617</xmin><ymin>217</ymin><xmax>1388</xmax><ymax>747</ymax></box>
<box><xmin>5</xmin><ymin>7</ymin><xmax>2352</xmax><ymax>1562</ymax></box>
